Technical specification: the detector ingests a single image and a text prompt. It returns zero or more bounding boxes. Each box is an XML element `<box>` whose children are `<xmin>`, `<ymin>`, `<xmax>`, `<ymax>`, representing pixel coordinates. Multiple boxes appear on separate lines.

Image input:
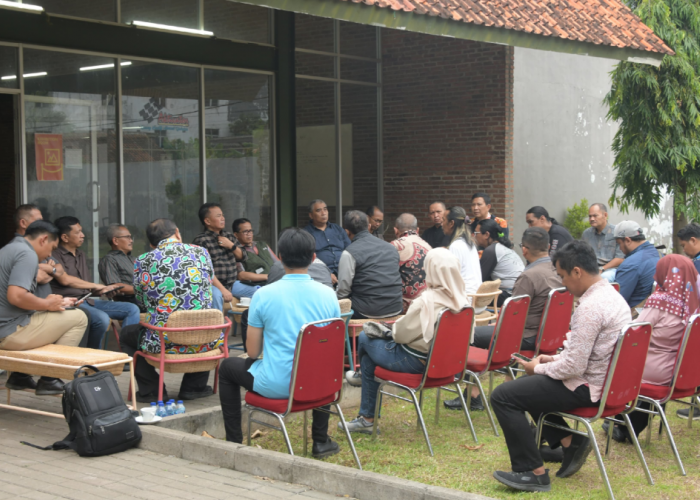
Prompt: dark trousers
<box><xmin>219</xmin><ymin>356</ymin><xmax>330</xmax><ymax>444</ymax></box>
<box><xmin>239</xmin><ymin>309</ymin><xmax>249</xmax><ymax>353</ymax></box>
<box><xmin>472</xmin><ymin>325</ymin><xmax>537</xmax><ymax>351</ymax></box>
<box><xmin>491</xmin><ymin>374</ymin><xmax>598</xmax><ymax>472</ymax></box>
<box><xmin>119</xmin><ymin>325</ymin><xmax>209</xmax><ymax>397</ymax></box>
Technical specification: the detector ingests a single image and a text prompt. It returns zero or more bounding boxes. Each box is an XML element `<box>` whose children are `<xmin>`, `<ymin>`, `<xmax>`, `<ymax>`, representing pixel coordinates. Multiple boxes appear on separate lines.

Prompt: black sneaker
<box><xmin>557</xmin><ymin>434</ymin><xmax>593</xmax><ymax>478</ymax></box>
<box><xmin>136</xmin><ymin>390</ymin><xmax>169</xmax><ymax>403</ymax></box>
<box><xmin>178</xmin><ymin>386</ymin><xmax>213</xmax><ymax>401</ymax></box>
<box><xmin>5</xmin><ymin>372</ymin><xmax>37</xmax><ymax>391</ymax></box>
<box><xmin>493</xmin><ymin>470</ymin><xmax>551</xmax><ymax>492</ymax></box>
<box><xmin>602</xmin><ymin>421</ymin><xmax>629</xmax><ymax>443</ymax></box>
<box><xmin>312</xmin><ymin>437</ymin><xmax>340</xmax><ymax>459</ymax></box>
<box><xmin>444</xmin><ymin>392</ymin><xmax>484</xmax><ymax>411</ymax></box>
<box><xmin>35</xmin><ymin>377</ymin><xmax>64</xmax><ymax>395</ymax></box>
<box><xmin>540</xmin><ymin>444</ymin><xmax>564</xmax><ymax>463</ymax></box>
<box><xmin>677</xmin><ymin>407</ymin><xmax>700</xmax><ymax>420</ymax></box>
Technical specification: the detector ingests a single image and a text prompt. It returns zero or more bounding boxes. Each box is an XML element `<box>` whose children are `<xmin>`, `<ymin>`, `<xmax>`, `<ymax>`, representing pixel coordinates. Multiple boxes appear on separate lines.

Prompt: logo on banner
<box><xmin>35</xmin><ymin>134</ymin><xmax>64</xmax><ymax>181</ymax></box>
<box><xmin>139</xmin><ymin>97</ymin><xmax>165</xmax><ymax>123</ymax></box>
<box><xmin>157</xmin><ymin>113</ymin><xmax>189</xmax><ymax>129</ymax></box>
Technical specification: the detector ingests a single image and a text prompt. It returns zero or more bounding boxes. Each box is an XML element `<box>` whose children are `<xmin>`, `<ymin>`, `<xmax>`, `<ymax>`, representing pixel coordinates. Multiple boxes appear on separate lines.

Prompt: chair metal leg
<box><xmin>581</xmin><ymin>418</ymin><xmax>615</xmax><ymax>500</ymax></box>
<box><xmin>273</xmin><ymin>412</ymin><xmax>294</xmax><ymax>456</ymax></box>
<box><xmin>408</xmin><ymin>388</ymin><xmax>434</xmax><ymax>456</ymax></box>
<box><xmin>622</xmin><ymin>413</ymin><xmax>654</xmax><ymax>485</ymax></box>
<box><xmin>689</xmin><ymin>397</ymin><xmax>698</xmax><ymax>429</ymax></box>
<box><xmin>434</xmin><ymin>387</ymin><xmax>441</xmax><ymax>425</ymax></box>
<box><xmin>652</xmin><ymin>400</ymin><xmax>686</xmax><ymax>475</ymax></box>
<box><xmin>344</xmin><ymin>324</ymin><xmax>354</xmax><ymax>370</ymax></box>
<box><xmin>417</xmin><ymin>390</ymin><xmax>424</xmax><ymax>431</ymax></box>
<box><xmin>247</xmin><ymin>408</ymin><xmax>253</xmax><ymax>446</ymax></box>
<box><xmin>372</xmin><ymin>382</ymin><xmax>385</xmax><ymax>439</ymax></box>
<box><xmin>645</xmin><ymin>412</ymin><xmax>653</xmax><ymax>448</ymax></box>
<box><xmin>213</xmin><ymin>362</ymin><xmax>219</xmax><ymax>395</ymax></box>
<box><xmin>303</xmin><ymin>410</ymin><xmax>308</xmax><ymax>456</ymax></box>
<box><xmin>489</xmin><ymin>371</ymin><xmax>494</xmax><ymax>394</ymax></box>
<box><xmin>454</xmin><ymin>382</ymin><xmax>478</xmax><ymax>443</ymax></box>
<box><xmin>468</xmin><ymin>371</ymin><xmax>499</xmax><ymax>437</ymax></box>
<box><xmin>335</xmin><ymin>403</ymin><xmax>362</xmax><ymax>470</ymax></box>
<box><xmin>604</xmin><ymin>418</ymin><xmax>613</xmax><ymax>456</ymax></box>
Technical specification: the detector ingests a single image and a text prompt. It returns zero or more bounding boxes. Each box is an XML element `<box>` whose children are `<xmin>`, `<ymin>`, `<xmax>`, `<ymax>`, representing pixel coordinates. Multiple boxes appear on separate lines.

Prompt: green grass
<box><xmin>252</xmin><ymin>377</ymin><xmax>700</xmax><ymax>499</ymax></box>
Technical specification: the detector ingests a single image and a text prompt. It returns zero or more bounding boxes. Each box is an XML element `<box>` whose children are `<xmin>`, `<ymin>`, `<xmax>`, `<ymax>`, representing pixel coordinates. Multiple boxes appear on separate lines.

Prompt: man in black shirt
<box><xmin>525</xmin><ymin>206</ymin><xmax>573</xmax><ymax>256</ymax></box>
<box><xmin>421</xmin><ymin>202</ymin><xmax>447</xmax><ymax>248</ymax></box>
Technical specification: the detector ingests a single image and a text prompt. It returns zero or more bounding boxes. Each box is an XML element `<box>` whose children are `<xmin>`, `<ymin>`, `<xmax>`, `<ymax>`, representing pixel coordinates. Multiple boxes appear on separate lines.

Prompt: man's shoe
<box><xmin>339</xmin><ymin>416</ymin><xmax>379</xmax><ymax>435</ymax></box>
<box><xmin>6</xmin><ymin>372</ymin><xmax>37</xmax><ymax>391</ymax></box>
<box><xmin>676</xmin><ymin>407</ymin><xmax>700</xmax><ymax>420</ymax></box>
<box><xmin>178</xmin><ymin>386</ymin><xmax>213</xmax><ymax>401</ymax></box>
<box><xmin>345</xmin><ymin>370</ymin><xmax>362</xmax><ymax>387</ymax></box>
<box><xmin>493</xmin><ymin>470</ymin><xmax>551</xmax><ymax>492</ymax></box>
<box><xmin>136</xmin><ymin>390</ymin><xmax>169</xmax><ymax>403</ymax></box>
<box><xmin>312</xmin><ymin>437</ymin><xmax>340</xmax><ymax>459</ymax></box>
<box><xmin>35</xmin><ymin>377</ymin><xmax>64</xmax><ymax>395</ymax></box>
<box><xmin>602</xmin><ymin>421</ymin><xmax>629</xmax><ymax>443</ymax></box>
<box><xmin>540</xmin><ymin>444</ymin><xmax>564</xmax><ymax>463</ymax></box>
<box><xmin>444</xmin><ymin>393</ymin><xmax>484</xmax><ymax>411</ymax></box>
<box><xmin>556</xmin><ymin>434</ymin><xmax>593</xmax><ymax>478</ymax></box>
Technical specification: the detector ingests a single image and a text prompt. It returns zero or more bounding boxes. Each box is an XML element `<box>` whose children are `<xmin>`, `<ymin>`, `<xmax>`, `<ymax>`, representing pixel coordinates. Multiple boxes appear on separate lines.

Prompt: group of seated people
<box><xmin>2</xmin><ymin>195</ymin><xmax>700</xmax><ymax>492</ymax></box>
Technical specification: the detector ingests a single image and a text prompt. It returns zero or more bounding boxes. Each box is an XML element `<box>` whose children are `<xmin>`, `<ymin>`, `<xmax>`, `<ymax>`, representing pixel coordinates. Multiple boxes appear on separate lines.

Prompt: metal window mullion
<box><xmin>376</xmin><ymin>27</ymin><xmax>383</xmax><ymax>211</ymax></box>
<box><xmin>199</xmin><ymin>66</ymin><xmax>207</xmax><ymax>204</ymax></box>
<box><xmin>115</xmin><ymin>0</ymin><xmax>121</xmax><ymax>23</ymax></box>
<box><xmin>116</xmin><ymin>56</ymin><xmax>125</xmax><ymax>223</ymax></box>
<box><xmin>198</xmin><ymin>0</ymin><xmax>204</xmax><ymax>31</ymax></box>
<box><xmin>334</xmin><ymin>20</ymin><xmax>342</xmax><ymax>225</ymax></box>
<box><xmin>18</xmin><ymin>45</ymin><xmax>27</xmax><ymax>203</ymax></box>
<box><xmin>270</xmin><ymin>74</ymin><xmax>278</xmax><ymax>250</ymax></box>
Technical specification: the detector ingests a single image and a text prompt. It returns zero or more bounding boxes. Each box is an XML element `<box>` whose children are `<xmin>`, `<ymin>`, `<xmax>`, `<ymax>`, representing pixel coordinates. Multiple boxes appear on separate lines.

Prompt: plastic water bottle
<box><xmin>150</xmin><ymin>402</ymin><xmax>157</xmax><ymax>411</ymax></box>
<box><xmin>156</xmin><ymin>401</ymin><xmax>166</xmax><ymax>418</ymax></box>
<box><xmin>167</xmin><ymin>400</ymin><xmax>176</xmax><ymax>416</ymax></box>
<box><xmin>176</xmin><ymin>400</ymin><xmax>186</xmax><ymax>414</ymax></box>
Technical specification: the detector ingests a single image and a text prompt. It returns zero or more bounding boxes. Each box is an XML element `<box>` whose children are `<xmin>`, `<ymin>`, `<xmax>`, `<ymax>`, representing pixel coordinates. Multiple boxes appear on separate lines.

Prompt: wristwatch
<box><xmin>52</xmin><ymin>267</ymin><xmax>57</xmax><ymax>275</ymax></box>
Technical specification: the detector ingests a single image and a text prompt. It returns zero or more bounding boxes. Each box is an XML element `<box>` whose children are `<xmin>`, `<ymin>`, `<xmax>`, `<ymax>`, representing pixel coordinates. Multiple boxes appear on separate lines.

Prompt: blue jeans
<box><xmin>79</xmin><ymin>299</ymin><xmax>141</xmax><ymax>349</ymax></box>
<box><xmin>357</xmin><ymin>332</ymin><xmax>425</xmax><ymax>417</ymax></box>
<box><xmin>212</xmin><ymin>282</ymin><xmax>260</xmax><ymax>312</ymax></box>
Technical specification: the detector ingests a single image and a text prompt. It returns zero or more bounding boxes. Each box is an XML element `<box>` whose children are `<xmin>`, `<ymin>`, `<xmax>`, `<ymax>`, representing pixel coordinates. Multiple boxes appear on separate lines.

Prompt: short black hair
<box><xmin>278</xmin><ymin>227</ymin><xmax>315</xmax><ymax>269</ymax></box>
<box><xmin>629</xmin><ymin>234</ymin><xmax>646</xmax><ymax>242</ymax></box>
<box><xmin>365</xmin><ymin>205</ymin><xmax>382</xmax><ymax>217</ymax></box>
<box><xmin>343</xmin><ymin>210</ymin><xmax>368</xmax><ymax>235</ymax></box>
<box><xmin>478</xmin><ymin>218</ymin><xmax>512</xmax><ymax>248</ymax></box>
<box><xmin>146</xmin><ymin>219</ymin><xmax>178</xmax><ymax>246</ymax></box>
<box><xmin>232</xmin><ymin>218</ymin><xmax>251</xmax><ymax>234</ymax></box>
<box><xmin>526</xmin><ymin>206</ymin><xmax>550</xmax><ymax>220</ymax></box>
<box><xmin>552</xmin><ymin>240</ymin><xmax>599</xmax><ymax>275</ymax></box>
<box><xmin>198</xmin><ymin>202</ymin><xmax>221</xmax><ymax>226</ymax></box>
<box><xmin>14</xmin><ymin>204</ymin><xmax>40</xmax><ymax>229</ymax></box>
<box><xmin>429</xmin><ymin>201</ymin><xmax>446</xmax><ymax>210</ymax></box>
<box><xmin>54</xmin><ymin>216</ymin><xmax>81</xmax><ymax>238</ymax></box>
<box><xmin>678</xmin><ymin>223</ymin><xmax>700</xmax><ymax>242</ymax></box>
<box><xmin>521</xmin><ymin>227</ymin><xmax>549</xmax><ymax>253</ymax></box>
<box><xmin>471</xmin><ymin>192</ymin><xmax>491</xmax><ymax>205</ymax></box>
<box><xmin>25</xmin><ymin>220</ymin><xmax>59</xmax><ymax>241</ymax></box>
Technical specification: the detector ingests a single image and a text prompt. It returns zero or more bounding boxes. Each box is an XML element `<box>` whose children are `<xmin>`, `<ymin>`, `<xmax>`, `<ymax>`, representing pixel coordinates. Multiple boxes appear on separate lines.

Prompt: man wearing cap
<box><xmin>612</xmin><ymin>221</ymin><xmax>659</xmax><ymax>307</ymax></box>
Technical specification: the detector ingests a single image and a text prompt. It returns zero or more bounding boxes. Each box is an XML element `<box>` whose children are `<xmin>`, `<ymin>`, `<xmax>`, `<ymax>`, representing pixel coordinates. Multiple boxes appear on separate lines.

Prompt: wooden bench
<box><xmin>0</xmin><ymin>344</ymin><xmax>135</xmax><ymax>418</ymax></box>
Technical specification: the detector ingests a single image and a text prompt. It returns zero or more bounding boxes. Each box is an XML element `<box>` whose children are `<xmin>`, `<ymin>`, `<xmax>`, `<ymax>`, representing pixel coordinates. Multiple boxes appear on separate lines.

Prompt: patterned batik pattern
<box><xmin>391</xmin><ymin>233</ymin><xmax>432</xmax><ymax>312</ymax></box>
<box><xmin>134</xmin><ymin>238</ymin><xmax>224</xmax><ymax>355</ymax></box>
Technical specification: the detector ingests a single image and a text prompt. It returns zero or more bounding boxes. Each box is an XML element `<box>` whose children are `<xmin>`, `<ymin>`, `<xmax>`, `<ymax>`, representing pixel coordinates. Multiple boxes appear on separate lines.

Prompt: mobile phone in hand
<box><xmin>511</xmin><ymin>352</ymin><xmax>532</xmax><ymax>362</ymax></box>
<box><xmin>75</xmin><ymin>291</ymin><xmax>92</xmax><ymax>303</ymax></box>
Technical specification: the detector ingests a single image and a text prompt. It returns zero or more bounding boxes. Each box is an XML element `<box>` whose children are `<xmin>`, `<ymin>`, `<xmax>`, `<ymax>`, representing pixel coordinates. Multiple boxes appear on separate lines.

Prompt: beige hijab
<box><xmin>418</xmin><ymin>248</ymin><xmax>469</xmax><ymax>342</ymax></box>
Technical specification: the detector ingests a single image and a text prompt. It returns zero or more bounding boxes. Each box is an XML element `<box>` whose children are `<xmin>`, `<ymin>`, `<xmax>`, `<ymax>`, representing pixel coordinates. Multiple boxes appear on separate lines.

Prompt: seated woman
<box><xmin>441</xmin><ymin>206</ymin><xmax>482</xmax><ymax>298</ymax></box>
<box><xmin>606</xmin><ymin>254</ymin><xmax>700</xmax><ymax>442</ymax></box>
<box><xmin>474</xmin><ymin>218</ymin><xmax>524</xmax><ymax>306</ymax></box>
<box><xmin>341</xmin><ymin>248</ymin><xmax>468</xmax><ymax>434</ymax></box>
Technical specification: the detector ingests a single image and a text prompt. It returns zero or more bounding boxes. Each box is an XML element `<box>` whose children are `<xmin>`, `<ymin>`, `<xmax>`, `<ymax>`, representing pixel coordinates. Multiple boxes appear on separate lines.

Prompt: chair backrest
<box><xmin>423</xmin><ymin>307</ymin><xmax>475</xmax><ymax>382</ymax></box>
<box><xmin>596</xmin><ymin>322</ymin><xmax>652</xmax><ymax>416</ymax></box>
<box><xmin>534</xmin><ymin>287</ymin><xmax>574</xmax><ymax>356</ymax></box>
<box><xmin>472</xmin><ymin>280</ymin><xmax>502</xmax><ymax>308</ymax></box>
<box><xmin>338</xmin><ymin>299</ymin><xmax>352</xmax><ymax>314</ymax></box>
<box><xmin>611</xmin><ymin>282</ymin><xmax>620</xmax><ymax>293</ymax></box>
<box><xmin>667</xmin><ymin>314</ymin><xmax>700</xmax><ymax>394</ymax></box>
<box><xmin>288</xmin><ymin>318</ymin><xmax>345</xmax><ymax>407</ymax></box>
<box><xmin>163</xmin><ymin>309</ymin><xmax>226</xmax><ymax>345</ymax></box>
<box><xmin>487</xmin><ymin>295</ymin><xmax>531</xmax><ymax>368</ymax></box>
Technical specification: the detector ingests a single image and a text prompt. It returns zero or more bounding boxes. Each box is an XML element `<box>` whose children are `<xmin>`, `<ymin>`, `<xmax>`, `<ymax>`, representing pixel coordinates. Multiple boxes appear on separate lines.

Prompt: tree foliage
<box><xmin>604</xmin><ymin>0</ymin><xmax>700</xmax><ymax>227</ymax></box>
<box><xmin>563</xmin><ymin>198</ymin><xmax>591</xmax><ymax>239</ymax></box>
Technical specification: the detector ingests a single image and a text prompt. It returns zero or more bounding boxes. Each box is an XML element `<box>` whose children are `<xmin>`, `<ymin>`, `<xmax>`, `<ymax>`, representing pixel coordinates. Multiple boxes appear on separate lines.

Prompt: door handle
<box><xmin>87</xmin><ymin>181</ymin><xmax>100</xmax><ymax>212</ymax></box>
<box><xmin>86</xmin><ymin>182</ymin><xmax>92</xmax><ymax>211</ymax></box>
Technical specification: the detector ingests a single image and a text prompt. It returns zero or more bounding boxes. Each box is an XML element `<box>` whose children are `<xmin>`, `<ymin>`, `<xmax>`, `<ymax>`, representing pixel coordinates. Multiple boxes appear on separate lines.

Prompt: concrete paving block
<box><xmin>234</xmin><ymin>446</ymin><xmax>295</xmax><ymax>483</ymax></box>
<box><xmin>424</xmin><ymin>485</ymin><xmax>494</xmax><ymax>500</ymax></box>
<box><xmin>138</xmin><ymin>425</ymin><xmax>186</xmax><ymax>458</ymax></box>
<box><xmin>291</xmin><ymin>457</ymin><xmax>358</xmax><ymax>498</ymax></box>
<box><xmin>180</xmin><ymin>434</ymin><xmax>240</xmax><ymax>470</ymax></box>
<box><xmin>350</xmin><ymin>469</ymin><xmax>427</xmax><ymax>500</ymax></box>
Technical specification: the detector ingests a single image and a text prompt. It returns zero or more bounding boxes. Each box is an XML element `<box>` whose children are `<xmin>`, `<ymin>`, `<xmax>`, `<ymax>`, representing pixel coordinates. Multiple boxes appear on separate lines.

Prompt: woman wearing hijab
<box><xmin>605</xmin><ymin>254</ymin><xmax>700</xmax><ymax>442</ymax></box>
<box><xmin>340</xmin><ymin>248</ymin><xmax>468</xmax><ymax>434</ymax></box>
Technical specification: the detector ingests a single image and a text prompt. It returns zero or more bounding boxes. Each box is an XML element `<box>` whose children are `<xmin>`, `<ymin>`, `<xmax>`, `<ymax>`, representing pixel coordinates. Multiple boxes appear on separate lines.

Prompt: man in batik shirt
<box><xmin>390</xmin><ymin>214</ymin><xmax>432</xmax><ymax>313</ymax></box>
<box><xmin>119</xmin><ymin>218</ymin><xmax>223</xmax><ymax>403</ymax></box>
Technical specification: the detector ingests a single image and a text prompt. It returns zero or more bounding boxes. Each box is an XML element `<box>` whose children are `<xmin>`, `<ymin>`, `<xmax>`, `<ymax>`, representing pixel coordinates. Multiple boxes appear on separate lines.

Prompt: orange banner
<box><xmin>35</xmin><ymin>134</ymin><xmax>64</xmax><ymax>181</ymax></box>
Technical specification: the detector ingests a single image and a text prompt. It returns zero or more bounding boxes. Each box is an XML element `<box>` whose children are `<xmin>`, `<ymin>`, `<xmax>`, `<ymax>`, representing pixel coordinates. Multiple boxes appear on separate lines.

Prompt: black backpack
<box><xmin>23</xmin><ymin>365</ymin><xmax>142</xmax><ymax>457</ymax></box>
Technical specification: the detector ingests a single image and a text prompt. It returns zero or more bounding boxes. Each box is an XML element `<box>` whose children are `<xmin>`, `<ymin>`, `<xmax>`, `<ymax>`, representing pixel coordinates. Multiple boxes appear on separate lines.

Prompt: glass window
<box><xmin>340</xmin><ymin>21</ymin><xmax>376</xmax><ymax>58</ymax></box>
<box><xmin>341</xmin><ymin>58</ymin><xmax>377</xmax><ymax>83</ymax></box>
<box><xmin>295</xmin><ymin>52</ymin><xmax>335</xmax><ymax>79</ymax></box>
<box><xmin>122</xmin><ymin>61</ymin><xmax>201</xmax><ymax>254</ymax></box>
<box><xmin>23</xmin><ymin>49</ymin><xmax>118</xmax><ymax>278</ymax></box>
<box><xmin>204</xmin><ymin>0</ymin><xmax>270</xmax><ymax>44</ymax></box>
<box><xmin>23</xmin><ymin>0</ymin><xmax>115</xmax><ymax>22</ymax></box>
<box><xmin>0</xmin><ymin>45</ymin><xmax>18</xmax><ymax>89</ymax></box>
<box><xmin>295</xmin><ymin>14</ymin><xmax>334</xmax><ymax>53</ymax></box>
<box><xmin>121</xmin><ymin>0</ymin><xmax>200</xmax><ymax>30</ymax></box>
<box><xmin>204</xmin><ymin>69</ymin><xmax>272</xmax><ymax>247</ymax></box>
<box><xmin>296</xmin><ymin>78</ymin><xmax>338</xmax><ymax>226</ymax></box>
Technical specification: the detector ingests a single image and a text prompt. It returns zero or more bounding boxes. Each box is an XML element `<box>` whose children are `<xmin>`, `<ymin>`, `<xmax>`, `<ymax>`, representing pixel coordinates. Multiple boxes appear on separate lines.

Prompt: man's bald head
<box><xmin>395</xmin><ymin>213</ymin><xmax>418</xmax><ymax>233</ymax></box>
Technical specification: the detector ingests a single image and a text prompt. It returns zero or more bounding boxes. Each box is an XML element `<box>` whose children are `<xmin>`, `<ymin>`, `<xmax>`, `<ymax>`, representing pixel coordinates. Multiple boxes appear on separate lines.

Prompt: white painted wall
<box><xmin>512</xmin><ymin>47</ymin><xmax>673</xmax><ymax>250</ymax></box>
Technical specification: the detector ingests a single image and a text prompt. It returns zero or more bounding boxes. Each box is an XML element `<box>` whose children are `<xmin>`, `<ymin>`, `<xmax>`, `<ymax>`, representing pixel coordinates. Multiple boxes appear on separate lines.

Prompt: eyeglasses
<box><xmin>519</xmin><ymin>243</ymin><xmax>529</xmax><ymax>250</ymax></box>
<box><xmin>115</xmin><ymin>235</ymin><xmax>134</xmax><ymax>240</ymax></box>
<box><xmin>473</xmin><ymin>231</ymin><xmax>481</xmax><ymax>235</ymax></box>
<box><xmin>239</xmin><ymin>229</ymin><xmax>254</xmax><ymax>235</ymax></box>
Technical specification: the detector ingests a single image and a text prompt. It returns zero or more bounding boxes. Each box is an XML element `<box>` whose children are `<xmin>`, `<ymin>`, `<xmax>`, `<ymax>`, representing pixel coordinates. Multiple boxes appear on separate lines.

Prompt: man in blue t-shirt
<box><xmin>219</xmin><ymin>227</ymin><xmax>341</xmax><ymax>458</ymax></box>
<box><xmin>613</xmin><ymin>221</ymin><xmax>660</xmax><ymax>307</ymax></box>
<box><xmin>677</xmin><ymin>223</ymin><xmax>700</xmax><ymax>273</ymax></box>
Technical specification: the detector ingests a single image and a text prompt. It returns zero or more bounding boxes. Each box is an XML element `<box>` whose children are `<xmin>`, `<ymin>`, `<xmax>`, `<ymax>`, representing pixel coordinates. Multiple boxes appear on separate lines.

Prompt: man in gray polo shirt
<box><xmin>0</xmin><ymin>221</ymin><xmax>87</xmax><ymax>395</ymax></box>
<box><xmin>581</xmin><ymin>203</ymin><xmax>624</xmax><ymax>282</ymax></box>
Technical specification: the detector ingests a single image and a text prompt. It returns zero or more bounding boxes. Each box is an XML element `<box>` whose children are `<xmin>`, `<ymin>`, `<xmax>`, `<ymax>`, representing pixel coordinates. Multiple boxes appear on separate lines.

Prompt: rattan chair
<box><xmin>468</xmin><ymin>280</ymin><xmax>502</xmax><ymax>327</ymax></box>
<box><xmin>133</xmin><ymin>309</ymin><xmax>232</xmax><ymax>402</ymax></box>
<box><xmin>347</xmin><ymin>314</ymin><xmax>404</xmax><ymax>370</ymax></box>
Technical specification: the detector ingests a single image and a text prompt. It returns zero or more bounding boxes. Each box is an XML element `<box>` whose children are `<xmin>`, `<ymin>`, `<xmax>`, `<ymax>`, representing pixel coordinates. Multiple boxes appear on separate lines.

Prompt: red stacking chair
<box><xmin>611</xmin><ymin>282</ymin><xmax>621</xmax><ymax>293</ymax></box>
<box><xmin>464</xmin><ymin>295</ymin><xmax>530</xmax><ymax>437</ymax></box>
<box><xmin>244</xmin><ymin>318</ymin><xmax>362</xmax><ymax>469</ymax></box>
<box><xmin>536</xmin><ymin>323</ymin><xmax>653</xmax><ymax>500</ymax></box>
<box><xmin>637</xmin><ymin>314</ymin><xmax>700</xmax><ymax>476</ymax></box>
<box><xmin>521</xmin><ymin>287</ymin><xmax>574</xmax><ymax>359</ymax></box>
<box><xmin>371</xmin><ymin>307</ymin><xmax>475</xmax><ymax>456</ymax></box>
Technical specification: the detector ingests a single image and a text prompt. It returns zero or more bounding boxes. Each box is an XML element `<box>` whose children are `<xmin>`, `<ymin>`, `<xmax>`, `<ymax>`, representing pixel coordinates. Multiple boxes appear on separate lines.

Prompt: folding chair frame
<box><xmin>372</xmin><ymin>307</ymin><xmax>477</xmax><ymax>456</ymax></box>
<box><xmin>536</xmin><ymin>323</ymin><xmax>654</xmax><ymax>500</ymax></box>
<box><xmin>245</xmin><ymin>319</ymin><xmax>362</xmax><ymax>470</ymax></box>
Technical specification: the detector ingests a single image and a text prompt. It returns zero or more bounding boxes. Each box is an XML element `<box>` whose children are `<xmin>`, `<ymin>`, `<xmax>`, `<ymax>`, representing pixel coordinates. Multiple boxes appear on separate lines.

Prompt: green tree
<box><xmin>563</xmin><ymin>198</ymin><xmax>591</xmax><ymax>239</ymax></box>
<box><xmin>604</xmin><ymin>0</ymin><xmax>700</xmax><ymax>250</ymax></box>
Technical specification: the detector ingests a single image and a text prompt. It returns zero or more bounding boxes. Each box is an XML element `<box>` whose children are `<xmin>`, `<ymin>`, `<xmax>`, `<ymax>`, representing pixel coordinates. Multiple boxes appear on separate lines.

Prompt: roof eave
<box><xmin>238</xmin><ymin>0</ymin><xmax>665</xmax><ymax>66</ymax></box>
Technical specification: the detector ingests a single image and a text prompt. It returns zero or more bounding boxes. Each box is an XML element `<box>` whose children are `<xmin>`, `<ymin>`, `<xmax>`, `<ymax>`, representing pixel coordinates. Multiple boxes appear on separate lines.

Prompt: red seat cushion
<box><xmin>245</xmin><ymin>391</ymin><xmax>337</xmax><ymax>414</ymax></box>
<box><xmin>374</xmin><ymin>367</ymin><xmax>454</xmax><ymax>389</ymax></box>
<box><xmin>565</xmin><ymin>405</ymin><xmax>627</xmax><ymax>418</ymax></box>
<box><xmin>466</xmin><ymin>347</ymin><xmax>489</xmax><ymax>372</ymax></box>
<box><xmin>520</xmin><ymin>350</ymin><xmax>535</xmax><ymax>359</ymax></box>
<box><xmin>640</xmin><ymin>383</ymin><xmax>697</xmax><ymax>401</ymax></box>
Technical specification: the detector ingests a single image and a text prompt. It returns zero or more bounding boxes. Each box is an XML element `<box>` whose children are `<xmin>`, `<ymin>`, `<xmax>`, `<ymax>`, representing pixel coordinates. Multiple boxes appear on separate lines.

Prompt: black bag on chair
<box><xmin>23</xmin><ymin>365</ymin><xmax>141</xmax><ymax>457</ymax></box>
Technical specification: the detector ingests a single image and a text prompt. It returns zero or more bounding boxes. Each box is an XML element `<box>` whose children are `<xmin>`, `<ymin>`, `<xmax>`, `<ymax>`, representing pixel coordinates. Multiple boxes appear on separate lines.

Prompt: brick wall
<box><xmin>381</xmin><ymin>30</ymin><xmax>514</xmax><ymax>236</ymax></box>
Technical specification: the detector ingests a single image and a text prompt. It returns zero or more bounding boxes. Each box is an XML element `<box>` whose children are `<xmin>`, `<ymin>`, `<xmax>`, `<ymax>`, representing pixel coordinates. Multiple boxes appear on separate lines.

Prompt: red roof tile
<box><xmin>339</xmin><ymin>0</ymin><xmax>673</xmax><ymax>55</ymax></box>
